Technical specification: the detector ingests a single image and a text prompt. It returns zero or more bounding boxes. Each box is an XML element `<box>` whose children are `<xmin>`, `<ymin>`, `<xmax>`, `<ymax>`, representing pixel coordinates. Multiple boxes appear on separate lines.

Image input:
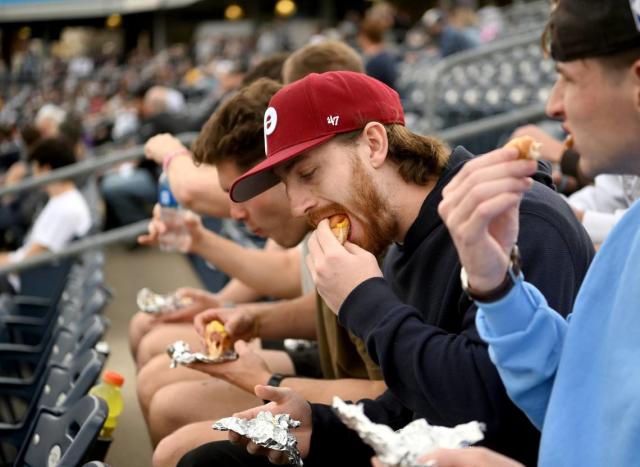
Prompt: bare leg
<box><xmin>137</xmin><ymin>354</ymin><xmax>209</xmax><ymax>423</ymax></box>
<box><xmin>152</xmin><ymin>421</ymin><xmax>229</xmax><ymax>467</ymax></box>
<box><xmin>146</xmin><ymin>349</ymin><xmax>294</xmax><ymax>444</ymax></box>
<box><xmin>136</xmin><ymin>322</ymin><xmax>199</xmax><ymax>369</ymax></box>
<box><xmin>129</xmin><ymin>312</ymin><xmax>157</xmax><ymax>359</ymax></box>
<box><xmin>148</xmin><ymin>379</ymin><xmax>261</xmax><ymax>445</ymax></box>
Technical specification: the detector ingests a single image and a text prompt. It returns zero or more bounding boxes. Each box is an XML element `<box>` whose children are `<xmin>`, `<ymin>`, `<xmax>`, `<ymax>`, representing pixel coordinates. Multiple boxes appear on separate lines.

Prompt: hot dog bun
<box><xmin>504</xmin><ymin>136</ymin><xmax>541</xmax><ymax>160</ymax></box>
<box><xmin>205</xmin><ymin>320</ymin><xmax>232</xmax><ymax>358</ymax></box>
<box><xmin>329</xmin><ymin>214</ymin><xmax>350</xmax><ymax>245</ymax></box>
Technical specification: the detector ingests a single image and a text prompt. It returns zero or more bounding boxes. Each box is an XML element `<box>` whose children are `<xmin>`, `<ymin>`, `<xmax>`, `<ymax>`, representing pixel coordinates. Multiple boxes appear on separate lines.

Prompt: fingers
<box><xmin>440</xmin><ymin>177</ymin><xmax>531</xmax><ymax>232</ymax></box>
<box><xmin>442</xmin><ymin>157</ymin><xmax>535</xmax><ymax>208</ymax></box>
<box><xmin>233</xmin><ymin>400</ymin><xmax>273</xmax><ymax>420</ymax></box>
<box><xmin>253</xmin><ymin>384</ymin><xmax>290</xmax><ymax>404</ymax></box>
<box><xmin>343</xmin><ymin>241</ymin><xmax>371</xmax><ymax>257</ymax></box>
<box><xmin>245</xmin><ymin>442</ymin><xmax>289</xmax><ymax>464</ymax></box>
<box><xmin>234</xmin><ymin>340</ymin><xmax>250</xmax><ymax>355</ymax></box>
<box><xmin>193</xmin><ymin>308</ymin><xmax>221</xmax><ymax>336</ymax></box>
<box><xmin>315</xmin><ymin>218</ymin><xmax>343</xmax><ymax>252</ymax></box>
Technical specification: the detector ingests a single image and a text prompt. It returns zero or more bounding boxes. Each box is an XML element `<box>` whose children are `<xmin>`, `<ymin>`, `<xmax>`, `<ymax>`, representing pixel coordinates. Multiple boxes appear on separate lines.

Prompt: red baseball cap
<box><xmin>229</xmin><ymin>71</ymin><xmax>405</xmax><ymax>202</ymax></box>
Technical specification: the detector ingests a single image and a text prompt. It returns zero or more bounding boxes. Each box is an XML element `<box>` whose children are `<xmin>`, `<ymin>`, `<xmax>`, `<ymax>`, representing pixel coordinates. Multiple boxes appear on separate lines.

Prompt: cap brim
<box><xmin>230</xmin><ymin>133</ymin><xmax>335</xmax><ymax>202</ymax></box>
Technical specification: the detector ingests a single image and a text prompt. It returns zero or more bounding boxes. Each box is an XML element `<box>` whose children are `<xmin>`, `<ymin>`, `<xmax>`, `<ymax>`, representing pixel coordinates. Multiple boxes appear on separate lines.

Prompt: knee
<box><xmin>152</xmin><ymin>434</ymin><xmax>183</xmax><ymax>467</ymax></box>
<box><xmin>148</xmin><ymin>385</ymin><xmax>187</xmax><ymax>433</ymax></box>
<box><xmin>136</xmin><ymin>360</ymin><xmax>162</xmax><ymax>411</ymax></box>
<box><xmin>129</xmin><ymin>312</ymin><xmax>155</xmax><ymax>358</ymax></box>
<box><xmin>137</xmin><ymin>331</ymin><xmax>161</xmax><ymax>368</ymax></box>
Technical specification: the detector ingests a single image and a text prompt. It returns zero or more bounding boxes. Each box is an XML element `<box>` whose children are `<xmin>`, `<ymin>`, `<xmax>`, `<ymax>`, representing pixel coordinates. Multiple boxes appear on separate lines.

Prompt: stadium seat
<box><xmin>0</xmin><ymin>349</ymin><xmax>105</xmax><ymax>464</ymax></box>
<box><xmin>12</xmin><ymin>395</ymin><xmax>107</xmax><ymax>467</ymax></box>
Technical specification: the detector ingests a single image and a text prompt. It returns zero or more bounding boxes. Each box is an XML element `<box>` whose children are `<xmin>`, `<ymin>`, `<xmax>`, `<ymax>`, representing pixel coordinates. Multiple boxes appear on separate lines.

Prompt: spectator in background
<box><xmin>34</xmin><ymin>103</ymin><xmax>66</xmax><ymax>138</ymax></box>
<box><xmin>567</xmin><ymin>174</ymin><xmax>640</xmax><ymax>245</ymax></box>
<box><xmin>0</xmin><ymin>122</ymin><xmax>20</xmax><ymax>173</ymax></box>
<box><xmin>101</xmin><ymin>85</ymin><xmax>187</xmax><ymax>228</ymax></box>
<box><xmin>242</xmin><ymin>53</ymin><xmax>289</xmax><ymax>86</ymax></box>
<box><xmin>0</xmin><ymin>138</ymin><xmax>91</xmax><ymax>291</ymax></box>
<box><xmin>357</xmin><ymin>19</ymin><xmax>399</xmax><ymax>91</ymax></box>
<box><xmin>185</xmin><ymin>59</ymin><xmax>247</xmax><ymax>132</ymax></box>
<box><xmin>282</xmin><ymin>40</ymin><xmax>364</xmax><ymax>84</ymax></box>
<box><xmin>421</xmin><ymin>7</ymin><xmax>478</xmax><ymax>58</ymax></box>
<box><xmin>511</xmin><ymin>124</ymin><xmax>592</xmax><ymax>194</ymax></box>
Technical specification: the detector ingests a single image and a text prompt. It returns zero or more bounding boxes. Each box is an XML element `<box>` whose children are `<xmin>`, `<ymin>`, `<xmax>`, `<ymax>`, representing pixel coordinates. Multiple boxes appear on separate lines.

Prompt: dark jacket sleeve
<box><xmin>337</xmin><ymin>201</ymin><xmax>593</xmax><ymax>463</ymax></box>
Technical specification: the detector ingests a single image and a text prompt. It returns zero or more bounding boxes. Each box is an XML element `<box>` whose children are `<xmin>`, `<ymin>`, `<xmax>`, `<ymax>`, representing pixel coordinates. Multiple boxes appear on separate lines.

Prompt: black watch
<box><xmin>460</xmin><ymin>245</ymin><xmax>522</xmax><ymax>303</ymax></box>
<box><xmin>263</xmin><ymin>373</ymin><xmax>289</xmax><ymax>404</ymax></box>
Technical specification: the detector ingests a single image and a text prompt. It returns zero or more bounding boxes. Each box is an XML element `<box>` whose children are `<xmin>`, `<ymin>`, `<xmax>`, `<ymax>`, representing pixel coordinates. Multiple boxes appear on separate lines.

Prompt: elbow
<box><xmin>173</xmin><ymin>185</ymin><xmax>196</xmax><ymax>210</ymax></box>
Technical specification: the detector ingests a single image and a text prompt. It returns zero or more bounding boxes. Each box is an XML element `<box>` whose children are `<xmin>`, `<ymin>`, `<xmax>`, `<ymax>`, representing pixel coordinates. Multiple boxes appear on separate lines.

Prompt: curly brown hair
<box><xmin>191</xmin><ymin>78</ymin><xmax>282</xmax><ymax>171</ymax></box>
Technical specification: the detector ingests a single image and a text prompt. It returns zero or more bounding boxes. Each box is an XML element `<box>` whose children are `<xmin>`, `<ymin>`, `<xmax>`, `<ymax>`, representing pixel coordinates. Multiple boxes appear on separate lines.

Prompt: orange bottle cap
<box><xmin>103</xmin><ymin>370</ymin><xmax>125</xmax><ymax>386</ymax></box>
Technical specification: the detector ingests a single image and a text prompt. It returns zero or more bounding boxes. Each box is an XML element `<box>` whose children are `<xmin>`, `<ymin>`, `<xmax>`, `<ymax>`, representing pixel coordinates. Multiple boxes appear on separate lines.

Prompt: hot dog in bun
<box><xmin>504</xmin><ymin>136</ymin><xmax>542</xmax><ymax>160</ymax></box>
<box><xmin>204</xmin><ymin>320</ymin><xmax>232</xmax><ymax>359</ymax></box>
<box><xmin>329</xmin><ymin>214</ymin><xmax>350</xmax><ymax>244</ymax></box>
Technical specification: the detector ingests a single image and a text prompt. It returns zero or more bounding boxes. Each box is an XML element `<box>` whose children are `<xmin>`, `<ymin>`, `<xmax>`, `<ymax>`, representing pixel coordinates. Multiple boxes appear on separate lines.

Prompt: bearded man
<box><xmin>179</xmin><ymin>71</ymin><xmax>594</xmax><ymax>466</ymax></box>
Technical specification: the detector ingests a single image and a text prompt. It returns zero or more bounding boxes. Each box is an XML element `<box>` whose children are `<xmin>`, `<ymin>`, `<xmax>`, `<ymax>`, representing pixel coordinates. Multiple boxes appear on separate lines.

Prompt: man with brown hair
<box><xmin>282</xmin><ymin>40</ymin><xmax>364</xmax><ymax>83</ymax></box>
<box><xmin>142</xmin><ymin>44</ymin><xmax>389</xmax><ymax>467</ymax></box>
<box><xmin>178</xmin><ymin>71</ymin><xmax>594</xmax><ymax>466</ymax></box>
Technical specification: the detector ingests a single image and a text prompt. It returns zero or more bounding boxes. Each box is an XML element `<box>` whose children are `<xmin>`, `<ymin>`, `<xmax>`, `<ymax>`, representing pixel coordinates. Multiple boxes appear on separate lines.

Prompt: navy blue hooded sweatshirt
<box><xmin>305</xmin><ymin>147</ymin><xmax>595</xmax><ymax>466</ymax></box>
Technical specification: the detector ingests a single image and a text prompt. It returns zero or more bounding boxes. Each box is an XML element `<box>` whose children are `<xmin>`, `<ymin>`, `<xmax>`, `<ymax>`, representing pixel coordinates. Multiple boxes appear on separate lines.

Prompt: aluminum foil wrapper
<box><xmin>166</xmin><ymin>340</ymin><xmax>238</xmax><ymax>368</ymax></box>
<box><xmin>332</xmin><ymin>397</ymin><xmax>484</xmax><ymax>467</ymax></box>
<box><xmin>137</xmin><ymin>287</ymin><xmax>193</xmax><ymax>314</ymax></box>
<box><xmin>213</xmin><ymin>411</ymin><xmax>303</xmax><ymax>467</ymax></box>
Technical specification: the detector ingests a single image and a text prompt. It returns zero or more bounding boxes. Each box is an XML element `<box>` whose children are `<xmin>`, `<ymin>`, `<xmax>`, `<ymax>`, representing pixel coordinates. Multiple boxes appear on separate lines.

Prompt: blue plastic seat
<box><xmin>13</xmin><ymin>395</ymin><xmax>107</xmax><ymax>467</ymax></box>
<box><xmin>0</xmin><ymin>349</ymin><xmax>105</xmax><ymax>464</ymax></box>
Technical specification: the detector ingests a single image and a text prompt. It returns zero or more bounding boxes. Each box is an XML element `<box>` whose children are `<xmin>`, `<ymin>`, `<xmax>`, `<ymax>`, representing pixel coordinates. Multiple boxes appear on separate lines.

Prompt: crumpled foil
<box><xmin>212</xmin><ymin>411</ymin><xmax>303</xmax><ymax>467</ymax></box>
<box><xmin>332</xmin><ymin>397</ymin><xmax>484</xmax><ymax>467</ymax></box>
<box><xmin>137</xmin><ymin>287</ymin><xmax>192</xmax><ymax>314</ymax></box>
<box><xmin>166</xmin><ymin>340</ymin><xmax>238</xmax><ymax>368</ymax></box>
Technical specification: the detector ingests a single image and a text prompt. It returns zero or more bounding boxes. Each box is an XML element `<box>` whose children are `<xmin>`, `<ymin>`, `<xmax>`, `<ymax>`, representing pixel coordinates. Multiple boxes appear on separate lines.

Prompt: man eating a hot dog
<box><xmin>178</xmin><ymin>71</ymin><xmax>595</xmax><ymax>466</ymax></box>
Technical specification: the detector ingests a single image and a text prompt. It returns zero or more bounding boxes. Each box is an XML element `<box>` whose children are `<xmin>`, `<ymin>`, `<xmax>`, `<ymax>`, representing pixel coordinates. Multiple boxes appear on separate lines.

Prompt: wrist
<box><xmin>162</xmin><ymin>148</ymin><xmax>191</xmax><ymax>173</ymax></box>
<box><xmin>461</xmin><ymin>246</ymin><xmax>522</xmax><ymax>303</ymax></box>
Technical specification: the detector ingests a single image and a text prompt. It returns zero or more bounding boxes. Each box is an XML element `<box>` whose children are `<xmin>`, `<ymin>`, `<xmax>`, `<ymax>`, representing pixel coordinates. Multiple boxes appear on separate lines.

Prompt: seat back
<box><xmin>15</xmin><ymin>395</ymin><xmax>107</xmax><ymax>467</ymax></box>
<box><xmin>18</xmin><ymin>256</ymin><xmax>76</xmax><ymax>302</ymax></box>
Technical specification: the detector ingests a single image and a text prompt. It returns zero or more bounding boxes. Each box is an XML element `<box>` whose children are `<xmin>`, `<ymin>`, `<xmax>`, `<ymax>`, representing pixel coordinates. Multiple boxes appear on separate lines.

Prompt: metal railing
<box><xmin>0</xmin><ymin>132</ymin><xmax>198</xmax><ymax>199</ymax></box>
<box><xmin>0</xmin><ymin>220</ymin><xmax>149</xmax><ymax>276</ymax></box>
<box><xmin>437</xmin><ymin>102</ymin><xmax>547</xmax><ymax>144</ymax></box>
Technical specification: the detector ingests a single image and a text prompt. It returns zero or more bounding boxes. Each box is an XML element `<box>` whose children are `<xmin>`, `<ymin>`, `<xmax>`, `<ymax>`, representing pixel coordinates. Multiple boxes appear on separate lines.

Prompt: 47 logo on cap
<box><xmin>327</xmin><ymin>115</ymin><xmax>340</xmax><ymax>126</ymax></box>
<box><xmin>264</xmin><ymin>107</ymin><xmax>278</xmax><ymax>155</ymax></box>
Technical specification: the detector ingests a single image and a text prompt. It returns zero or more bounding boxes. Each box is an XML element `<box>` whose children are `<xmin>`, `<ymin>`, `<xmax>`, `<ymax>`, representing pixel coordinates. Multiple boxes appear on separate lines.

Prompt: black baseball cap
<box><xmin>550</xmin><ymin>0</ymin><xmax>640</xmax><ymax>62</ymax></box>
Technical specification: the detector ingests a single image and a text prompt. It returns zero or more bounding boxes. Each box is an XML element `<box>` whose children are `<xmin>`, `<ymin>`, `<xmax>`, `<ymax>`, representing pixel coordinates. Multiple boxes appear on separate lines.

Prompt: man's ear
<box><xmin>361</xmin><ymin>122</ymin><xmax>388</xmax><ymax>169</ymax></box>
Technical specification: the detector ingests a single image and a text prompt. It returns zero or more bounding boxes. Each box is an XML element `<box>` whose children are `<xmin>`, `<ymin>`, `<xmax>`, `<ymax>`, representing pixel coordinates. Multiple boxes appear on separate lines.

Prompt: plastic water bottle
<box><xmin>89</xmin><ymin>370</ymin><xmax>124</xmax><ymax>438</ymax></box>
<box><xmin>158</xmin><ymin>171</ymin><xmax>190</xmax><ymax>252</ymax></box>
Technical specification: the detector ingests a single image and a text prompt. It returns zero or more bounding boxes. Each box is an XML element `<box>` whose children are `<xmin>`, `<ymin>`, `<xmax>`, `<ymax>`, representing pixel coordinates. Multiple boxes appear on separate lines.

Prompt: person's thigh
<box><xmin>129</xmin><ymin>312</ymin><xmax>157</xmax><ymax>360</ymax></box>
<box><xmin>136</xmin><ymin>322</ymin><xmax>198</xmax><ymax>368</ymax></box>
<box><xmin>137</xmin><ymin>350</ymin><xmax>294</xmax><ymax>418</ymax></box>
<box><xmin>148</xmin><ymin>379</ymin><xmax>260</xmax><ymax>444</ymax></box>
<box><xmin>177</xmin><ymin>441</ymin><xmax>274</xmax><ymax>467</ymax></box>
<box><xmin>137</xmin><ymin>354</ymin><xmax>209</xmax><ymax>417</ymax></box>
<box><xmin>153</xmin><ymin>421</ymin><xmax>229</xmax><ymax>467</ymax></box>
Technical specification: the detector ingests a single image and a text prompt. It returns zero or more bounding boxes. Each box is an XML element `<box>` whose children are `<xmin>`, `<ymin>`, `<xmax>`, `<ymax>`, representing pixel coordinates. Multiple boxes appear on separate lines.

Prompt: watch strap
<box><xmin>263</xmin><ymin>373</ymin><xmax>291</xmax><ymax>404</ymax></box>
<box><xmin>462</xmin><ymin>245</ymin><xmax>522</xmax><ymax>303</ymax></box>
